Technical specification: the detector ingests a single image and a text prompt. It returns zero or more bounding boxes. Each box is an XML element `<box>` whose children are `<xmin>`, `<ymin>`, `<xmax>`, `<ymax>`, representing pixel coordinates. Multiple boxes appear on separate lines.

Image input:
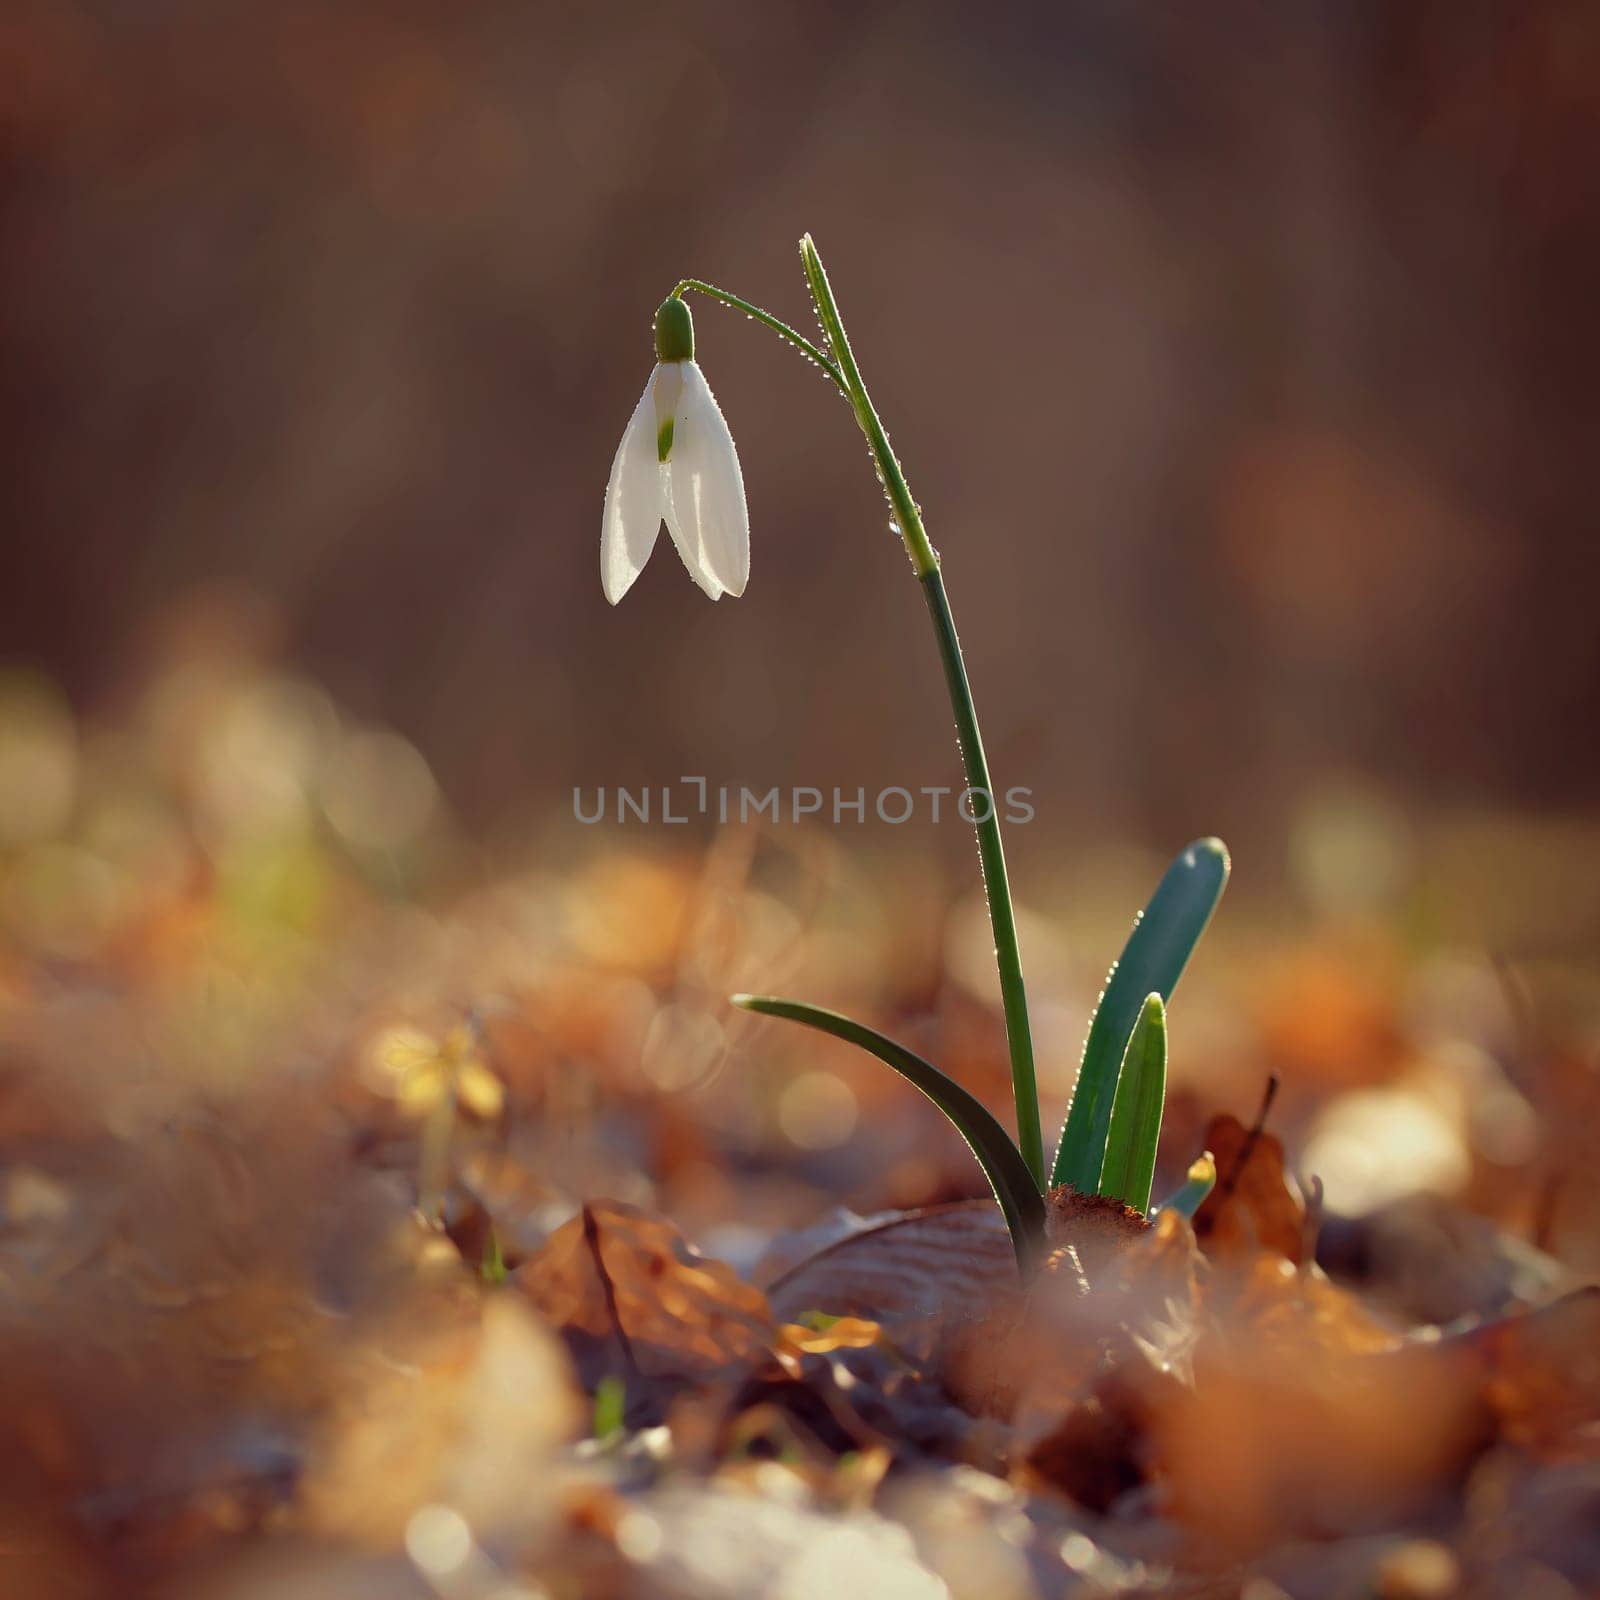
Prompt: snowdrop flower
<box><xmin>601</xmin><ymin>296</ymin><xmax>750</xmax><ymax>604</ymax></box>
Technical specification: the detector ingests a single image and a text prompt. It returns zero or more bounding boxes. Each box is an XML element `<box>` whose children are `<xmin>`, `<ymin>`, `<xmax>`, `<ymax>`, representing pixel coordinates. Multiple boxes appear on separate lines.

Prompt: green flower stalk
<box><xmin>637</xmin><ymin>238</ymin><xmax>1041</xmax><ymax>1182</ymax></box>
<box><xmin>793</xmin><ymin>237</ymin><xmax>1043</xmax><ymax>1184</ymax></box>
<box><xmin>604</xmin><ymin>236</ymin><xmax>1231</xmax><ymax>1275</ymax></box>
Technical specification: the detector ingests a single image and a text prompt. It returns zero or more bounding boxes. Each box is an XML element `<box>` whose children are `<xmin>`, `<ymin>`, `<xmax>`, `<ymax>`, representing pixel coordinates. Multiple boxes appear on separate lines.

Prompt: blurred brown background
<box><xmin>3</xmin><ymin>0</ymin><xmax>1598</xmax><ymax>900</ymax></box>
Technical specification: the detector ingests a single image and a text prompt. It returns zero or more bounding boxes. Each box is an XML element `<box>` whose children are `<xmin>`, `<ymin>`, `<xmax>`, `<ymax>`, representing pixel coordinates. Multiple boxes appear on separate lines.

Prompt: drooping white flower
<box><xmin>601</xmin><ymin>296</ymin><xmax>750</xmax><ymax>604</ymax></box>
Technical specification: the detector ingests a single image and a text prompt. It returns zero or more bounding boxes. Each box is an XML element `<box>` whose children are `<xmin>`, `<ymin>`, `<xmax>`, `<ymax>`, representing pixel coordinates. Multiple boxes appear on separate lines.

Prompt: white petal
<box><xmin>600</xmin><ymin>374</ymin><xmax>667</xmax><ymax>605</ymax></box>
<box><xmin>652</xmin><ymin>363</ymin><xmax>724</xmax><ymax>599</ymax></box>
<box><xmin>665</xmin><ymin>361</ymin><xmax>750</xmax><ymax>599</ymax></box>
<box><xmin>663</xmin><ymin>487</ymin><xmax>725</xmax><ymax>600</ymax></box>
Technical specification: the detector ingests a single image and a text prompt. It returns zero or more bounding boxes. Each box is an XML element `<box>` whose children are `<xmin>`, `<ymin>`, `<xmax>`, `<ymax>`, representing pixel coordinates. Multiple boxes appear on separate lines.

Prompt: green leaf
<box><xmin>479</xmin><ymin>1224</ymin><xmax>508</xmax><ymax>1286</ymax></box>
<box><xmin>1052</xmin><ymin>837</ymin><xmax>1230</xmax><ymax>1190</ymax></box>
<box><xmin>1153</xmin><ymin>1152</ymin><xmax>1216</xmax><ymax>1219</ymax></box>
<box><xmin>592</xmin><ymin>1374</ymin><xmax>626</xmax><ymax>1441</ymax></box>
<box><xmin>731</xmin><ymin>993</ymin><xmax>1048</xmax><ymax>1278</ymax></box>
<box><xmin>1097</xmin><ymin>993</ymin><xmax>1166</xmax><ymax>1212</ymax></box>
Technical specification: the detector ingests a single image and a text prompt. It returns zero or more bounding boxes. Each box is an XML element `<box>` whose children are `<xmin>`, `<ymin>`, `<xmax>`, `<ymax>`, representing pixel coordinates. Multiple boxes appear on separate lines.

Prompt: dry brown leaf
<box><xmin>516</xmin><ymin>1200</ymin><xmax>775</xmax><ymax>1392</ymax></box>
<box><xmin>1138</xmin><ymin>1213</ymin><xmax>1485</xmax><ymax>1543</ymax></box>
<box><xmin>1232</xmin><ymin>1254</ymin><xmax>1401</xmax><ymax>1355</ymax></box>
<box><xmin>1317</xmin><ymin>1192</ymin><xmax>1573</xmax><ymax>1324</ymax></box>
<box><xmin>1020</xmin><ymin>1216</ymin><xmax>1456</xmax><ymax>1523</ymax></box>
<box><xmin>1135</xmin><ymin>1269</ymin><xmax>1599</xmax><ymax>1549</ymax></box>
<box><xmin>767</xmin><ymin>1192</ymin><xmax>1159</xmax><ymax>1433</ymax></box>
<box><xmin>776</xmin><ymin>1316</ymin><xmax>885</xmax><ymax>1357</ymax></box>
<box><xmin>752</xmin><ymin>1207</ymin><xmax>911</xmax><ymax>1289</ymax></box>
<box><xmin>1473</xmin><ymin>1286</ymin><xmax>1600</xmax><ymax>1456</ymax></box>
<box><xmin>1156</xmin><ymin>1332</ymin><xmax>1490</xmax><ymax>1549</ymax></box>
<box><xmin>758</xmin><ymin>1193</ymin><xmax>1167</xmax><ymax>1484</ymax></box>
<box><xmin>1193</xmin><ymin>1110</ymin><xmax>1305</xmax><ymax>1264</ymax></box>
<box><xmin>727</xmin><ymin>1336</ymin><xmax>988</xmax><ymax>1468</ymax></box>
<box><xmin>765</xmin><ymin>1201</ymin><xmax>1016</xmax><ymax>1329</ymax></box>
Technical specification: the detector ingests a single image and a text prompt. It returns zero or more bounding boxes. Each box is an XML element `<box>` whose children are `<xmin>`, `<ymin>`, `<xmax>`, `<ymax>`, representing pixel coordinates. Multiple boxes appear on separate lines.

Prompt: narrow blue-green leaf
<box><xmin>1153</xmin><ymin>1153</ymin><xmax>1217</xmax><ymax>1219</ymax></box>
<box><xmin>1052</xmin><ymin>837</ymin><xmax>1230</xmax><ymax>1190</ymax></box>
<box><xmin>1096</xmin><ymin>993</ymin><xmax>1166</xmax><ymax>1213</ymax></box>
<box><xmin>731</xmin><ymin>993</ymin><xmax>1047</xmax><ymax>1277</ymax></box>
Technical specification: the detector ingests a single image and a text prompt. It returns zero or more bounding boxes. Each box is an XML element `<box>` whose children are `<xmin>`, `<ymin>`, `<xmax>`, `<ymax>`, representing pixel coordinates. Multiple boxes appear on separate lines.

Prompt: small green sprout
<box><xmin>1098</xmin><ymin>994</ymin><xmax>1167</xmax><ymax>1214</ymax></box>
<box><xmin>479</xmin><ymin>1224</ymin><xmax>508</xmax><ymax>1286</ymax></box>
<box><xmin>592</xmin><ymin>1374</ymin><xmax>626</xmax><ymax>1441</ymax></box>
<box><xmin>1154</xmin><ymin>1152</ymin><xmax>1218</xmax><ymax>1219</ymax></box>
<box><xmin>611</xmin><ymin>240</ymin><xmax>1234</xmax><ymax>1278</ymax></box>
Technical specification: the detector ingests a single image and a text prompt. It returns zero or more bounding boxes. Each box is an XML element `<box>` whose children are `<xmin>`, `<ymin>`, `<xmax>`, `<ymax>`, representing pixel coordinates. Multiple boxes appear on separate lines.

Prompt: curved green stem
<box><xmin>732</xmin><ymin>993</ymin><xmax>1047</xmax><ymax>1277</ymax></box>
<box><xmin>795</xmin><ymin>239</ymin><xmax>937</xmax><ymax>577</ymax></box>
<box><xmin>796</xmin><ymin>234</ymin><xmax>1043</xmax><ymax>1186</ymax></box>
<box><xmin>673</xmin><ymin>279</ymin><xmax>848</xmax><ymax>395</ymax></box>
